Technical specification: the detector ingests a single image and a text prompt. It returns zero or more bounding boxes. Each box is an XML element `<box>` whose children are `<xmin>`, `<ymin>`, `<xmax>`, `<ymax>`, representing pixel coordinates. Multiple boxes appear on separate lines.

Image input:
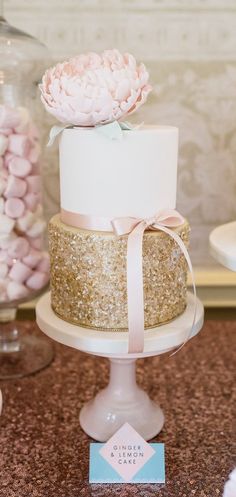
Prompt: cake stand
<box><xmin>36</xmin><ymin>292</ymin><xmax>204</xmax><ymax>441</ymax></box>
<box><xmin>209</xmin><ymin>221</ymin><xmax>236</xmax><ymax>271</ymax></box>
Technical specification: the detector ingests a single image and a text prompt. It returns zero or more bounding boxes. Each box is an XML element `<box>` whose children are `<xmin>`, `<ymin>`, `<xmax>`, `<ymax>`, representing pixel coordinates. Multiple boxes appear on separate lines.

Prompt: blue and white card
<box><xmin>89</xmin><ymin>423</ymin><xmax>165</xmax><ymax>484</ymax></box>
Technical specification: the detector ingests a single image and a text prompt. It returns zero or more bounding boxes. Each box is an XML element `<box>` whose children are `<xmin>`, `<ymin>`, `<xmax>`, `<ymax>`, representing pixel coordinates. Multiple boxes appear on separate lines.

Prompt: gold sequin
<box><xmin>49</xmin><ymin>215</ymin><xmax>190</xmax><ymax>331</ymax></box>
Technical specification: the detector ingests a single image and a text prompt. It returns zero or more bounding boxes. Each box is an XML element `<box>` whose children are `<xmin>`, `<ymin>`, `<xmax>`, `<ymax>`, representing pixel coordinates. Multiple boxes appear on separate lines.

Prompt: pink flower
<box><xmin>39</xmin><ymin>49</ymin><xmax>152</xmax><ymax>126</ymax></box>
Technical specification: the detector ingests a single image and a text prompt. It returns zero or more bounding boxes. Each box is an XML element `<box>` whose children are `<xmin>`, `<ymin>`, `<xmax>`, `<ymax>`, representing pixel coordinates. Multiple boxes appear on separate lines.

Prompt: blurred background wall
<box><xmin>4</xmin><ymin>0</ymin><xmax>236</xmax><ymax>280</ymax></box>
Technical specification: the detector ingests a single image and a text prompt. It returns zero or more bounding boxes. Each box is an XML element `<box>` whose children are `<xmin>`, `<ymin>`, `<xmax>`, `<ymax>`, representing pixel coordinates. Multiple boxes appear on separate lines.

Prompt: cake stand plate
<box><xmin>36</xmin><ymin>292</ymin><xmax>204</xmax><ymax>441</ymax></box>
<box><xmin>209</xmin><ymin>221</ymin><xmax>236</xmax><ymax>271</ymax></box>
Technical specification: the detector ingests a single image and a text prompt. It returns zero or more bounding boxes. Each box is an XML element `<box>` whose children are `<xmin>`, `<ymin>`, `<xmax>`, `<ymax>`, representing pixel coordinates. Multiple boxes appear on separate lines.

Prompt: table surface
<box><xmin>0</xmin><ymin>319</ymin><xmax>235</xmax><ymax>497</ymax></box>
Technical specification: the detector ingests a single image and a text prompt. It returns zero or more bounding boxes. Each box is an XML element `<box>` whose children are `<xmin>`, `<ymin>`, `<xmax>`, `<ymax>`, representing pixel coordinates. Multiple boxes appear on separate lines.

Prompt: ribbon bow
<box><xmin>47</xmin><ymin>120</ymin><xmax>137</xmax><ymax>147</ymax></box>
<box><xmin>111</xmin><ymin>209</ymin><xmax>196</xmax><ymax>353</ymax></box>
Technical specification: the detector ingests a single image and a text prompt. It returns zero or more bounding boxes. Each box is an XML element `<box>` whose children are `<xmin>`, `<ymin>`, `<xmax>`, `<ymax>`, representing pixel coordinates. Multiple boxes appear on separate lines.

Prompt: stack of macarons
<box><xmin>0</xmin><ymin>105</ymin><xmax>49</xmax><ymax>303</ymax></box>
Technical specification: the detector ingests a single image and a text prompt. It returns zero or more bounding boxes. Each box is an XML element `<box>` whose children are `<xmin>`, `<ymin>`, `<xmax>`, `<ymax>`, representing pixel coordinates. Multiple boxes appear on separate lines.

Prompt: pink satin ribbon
<box><xmin>61</xmin><ymin>208</ymin><xmax>196</xmax><ymax>354</ymax></box>
<box><xmin>61</xmin><ymin>209</ymin><xmax>113</xmax><ymax>231</ymax></box>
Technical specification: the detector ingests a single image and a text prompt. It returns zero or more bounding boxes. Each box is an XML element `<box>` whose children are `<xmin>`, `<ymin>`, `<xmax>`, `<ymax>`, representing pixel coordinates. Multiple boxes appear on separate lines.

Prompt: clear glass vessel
<box><xmin>0</xmin><ymin>5</ymin><xmax>53</xmax><ymax>379</ymax></box>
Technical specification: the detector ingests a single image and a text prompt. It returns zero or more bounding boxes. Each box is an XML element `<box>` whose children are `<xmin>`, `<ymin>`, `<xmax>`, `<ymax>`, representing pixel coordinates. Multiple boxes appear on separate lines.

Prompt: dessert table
<box><xmin>0</xmin><ymin>316</ymin><xmax>235</xmax><ymax>497</ymax></box>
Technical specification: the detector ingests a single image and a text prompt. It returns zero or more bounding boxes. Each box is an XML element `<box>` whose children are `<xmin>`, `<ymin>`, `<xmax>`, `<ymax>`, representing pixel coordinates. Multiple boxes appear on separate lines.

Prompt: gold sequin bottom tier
<box><xmin>49</xmin><ymin>214</ymin><xmax>190</xmax><ymax>331</ymax></box>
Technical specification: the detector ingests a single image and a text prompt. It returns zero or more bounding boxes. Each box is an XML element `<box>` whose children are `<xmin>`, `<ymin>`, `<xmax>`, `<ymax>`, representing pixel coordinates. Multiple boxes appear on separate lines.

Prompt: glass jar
<box><xmin>0</xmin><ymin>7</ymin><xmax>53</xmax><ymax>379</ymax></box>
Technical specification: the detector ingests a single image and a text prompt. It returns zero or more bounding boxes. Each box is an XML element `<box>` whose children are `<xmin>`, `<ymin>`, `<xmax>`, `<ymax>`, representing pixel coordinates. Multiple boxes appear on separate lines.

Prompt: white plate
<box><xmin>210</xmin><ymin>221</ymin><xmax>236</xmax><ymax>272</ymax></box>
<box><xmin>36</xmin><ymin>292</ymin><xmax>204</xmax><ymax>359</ymax></box>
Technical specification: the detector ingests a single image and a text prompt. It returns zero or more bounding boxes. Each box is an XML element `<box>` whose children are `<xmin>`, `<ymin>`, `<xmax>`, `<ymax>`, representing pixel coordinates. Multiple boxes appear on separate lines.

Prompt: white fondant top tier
<box><xmin>59</xmin><ymin>125</ymin><xmax>178</xmax><ymax>219</ymax></box>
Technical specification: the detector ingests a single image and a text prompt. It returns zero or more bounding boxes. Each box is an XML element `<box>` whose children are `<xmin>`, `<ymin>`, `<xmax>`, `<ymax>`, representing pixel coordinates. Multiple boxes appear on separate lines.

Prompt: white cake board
<box><xmin>209</xmin><ymin>221</ymin><xmax>236</xmax><ymax>272</ymax></box>
<box><xmin>36</xmin><ymin>292</ymin><xmax>204</xmax><ymax>441</ymax></box>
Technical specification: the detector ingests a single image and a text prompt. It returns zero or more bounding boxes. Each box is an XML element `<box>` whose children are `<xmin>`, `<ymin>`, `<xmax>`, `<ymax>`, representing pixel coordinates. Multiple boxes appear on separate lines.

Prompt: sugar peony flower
<box><xmin>39</xmin><ymin>49</ymin><xmax>152</xmax><ymax>126</ymax></box>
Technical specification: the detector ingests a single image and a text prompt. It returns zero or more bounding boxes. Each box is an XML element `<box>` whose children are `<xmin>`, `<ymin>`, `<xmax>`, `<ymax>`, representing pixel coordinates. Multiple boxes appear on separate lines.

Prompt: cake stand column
<box><xmin>79</xmin><ymin>357</ymin><xmax>164</xmax><ymax>442</ymax></box>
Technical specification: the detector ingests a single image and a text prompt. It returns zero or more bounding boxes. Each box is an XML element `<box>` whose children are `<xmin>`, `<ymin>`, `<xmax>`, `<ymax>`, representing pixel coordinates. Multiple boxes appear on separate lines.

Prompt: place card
<box><xmin>89</xmin><ymin>422</ymin><xmax>165</xmax><ymax>484</ymax></box>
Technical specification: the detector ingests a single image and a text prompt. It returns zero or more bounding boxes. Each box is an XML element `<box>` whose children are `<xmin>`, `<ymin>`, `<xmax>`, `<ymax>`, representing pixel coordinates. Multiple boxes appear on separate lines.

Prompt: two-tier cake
<box><xmin>40</xmin><ymin>50</ymin><xmax>190</xmax><ymax>352</ymax></box>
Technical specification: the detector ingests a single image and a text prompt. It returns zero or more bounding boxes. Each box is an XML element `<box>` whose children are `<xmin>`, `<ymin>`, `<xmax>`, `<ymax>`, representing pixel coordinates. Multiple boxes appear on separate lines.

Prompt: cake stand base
<box><xmin>80</xmin><ymin>358</ymin><xmax>164</xmax><ymax>442</ymax></box>
<box><xmin>0</xmin><ymin>335</ymin><xmax>54</xmax><ymax>380</ymax></box>
<box><xmin>0</xmin><ymin>285</ymin><xmax>53</xmax><ymax>380</ymax></box>
<box><xmin>36</xmin><ymin>292</ymin><xmax>204</xmax><ymax>441</ymax></box>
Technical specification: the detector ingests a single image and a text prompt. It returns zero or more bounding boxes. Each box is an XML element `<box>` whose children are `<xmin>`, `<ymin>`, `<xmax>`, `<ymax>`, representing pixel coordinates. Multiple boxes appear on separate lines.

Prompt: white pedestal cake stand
<box><xmin>209</xmin><ymin>221</ymin><xmax>236</xmax><ymax>271</ymax></box>
<box><xmin>36</xmin><ymin>292</ymin><xmax>204</xmax><ymax>442</ymax></box>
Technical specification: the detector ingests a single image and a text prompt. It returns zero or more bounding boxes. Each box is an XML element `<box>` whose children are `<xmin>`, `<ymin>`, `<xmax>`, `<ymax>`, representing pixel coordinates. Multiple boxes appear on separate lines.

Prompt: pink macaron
<box><xmin>8</xmin><ymin>236</ymin><xmax>30</xmax><ymax>260</ymax></box>
<box><xmin>7</xmin><ymin>280</ymin><xmax>29</xmax><ymax>301</ymax></box>
<box><xmin>4</xmin><ymin>175</ymin><xmax>27</xmax><ymax>198</ymax></box>
<box><xmin>8</xmin><ymin>157</ymin><xmax>32</xmax><ymax>178</ymax></box>
<box><xmin>0</xmin><ymin>106</ymin><xmax>21</xmax><ymax>129</ymax></box>
<box><xmin>5</xmin><ymin>198</ymin><xmax>25</xmax><ymax>218</ymax></box>
<box><xmin>8</xmin><ymin>134</ymin><xmax>31</xmax><ymax>157</ymax></box>
<box><xmin>26</xmin><ymin>270</ymin><xmax>49</xmax><ymax>290</ymax></box>
<box><xmin>9</xmin><ymin>260</ymin><xmax>32</xmax><ymax>283</ymax></box>
<box><xmin>23</xmin><ymin>248</ymin><xmax>43</xmax><ymax>269</ymax></box>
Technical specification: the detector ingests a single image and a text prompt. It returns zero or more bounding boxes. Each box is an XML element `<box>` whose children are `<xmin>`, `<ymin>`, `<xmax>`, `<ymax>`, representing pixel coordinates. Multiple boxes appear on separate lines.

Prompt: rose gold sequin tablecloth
<box><xmin>0</xmin><ymin>320</ymin><xmax>235</xmax><ymax>497</ymax></box>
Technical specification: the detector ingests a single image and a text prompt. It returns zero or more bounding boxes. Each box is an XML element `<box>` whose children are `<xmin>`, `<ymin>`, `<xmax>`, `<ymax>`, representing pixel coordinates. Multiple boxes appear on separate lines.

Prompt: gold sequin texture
<box><xmin>49</xmin><ymin>214</ymin><xmax>190</xmax><ymax>331</ymax></box>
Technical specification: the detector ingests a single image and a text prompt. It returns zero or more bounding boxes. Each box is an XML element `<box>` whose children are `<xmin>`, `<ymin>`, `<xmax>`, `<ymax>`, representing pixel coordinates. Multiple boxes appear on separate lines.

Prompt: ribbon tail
<box><xmin>95</xmin><ymin>121</ymin><xmax>123</xmax><ymax>140</ymax></box>
<box><xmin>119</xmin><ymin>121</ymin><xmax>135</xmax><ymax>130</ymax></box>
<box><xmin>119</xmin><ymin>121</ymin><xmax>144</xmax><ymax>131</ymax></box>
<box><xmin>47</xmin><ymin>124</ymin><xmax>70</xmax><ymax>147</ymax></box>
<box><xmin>156</xmin><ymin>225</ymin><xmax>197</xmax><ymax>354</ymax></box>
<box><xmin>127</xmin><ymin>222</ymin><xmax>146</xmax><ymax>353</ymax></box>
<box><xmin>95</xmin><ymin>121</ymin><xmax>142</xmax><ymax>139</ymax></box>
